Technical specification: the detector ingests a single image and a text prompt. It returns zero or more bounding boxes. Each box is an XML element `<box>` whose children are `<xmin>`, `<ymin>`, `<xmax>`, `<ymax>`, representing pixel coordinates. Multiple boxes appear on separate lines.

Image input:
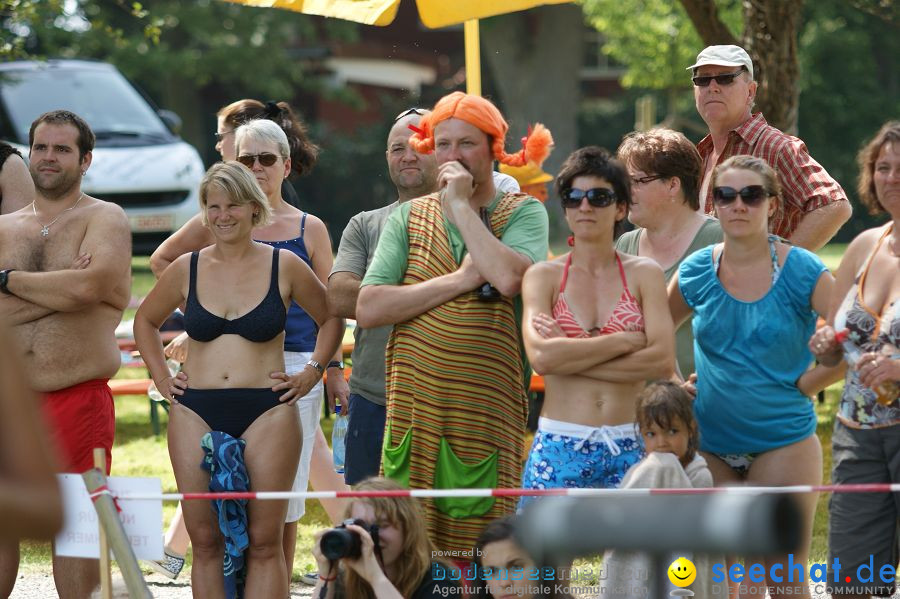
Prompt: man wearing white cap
<box><xmin>689</xmin><ymin>44</ymin><xmax>850</xmax><ymax>250</ymax></box>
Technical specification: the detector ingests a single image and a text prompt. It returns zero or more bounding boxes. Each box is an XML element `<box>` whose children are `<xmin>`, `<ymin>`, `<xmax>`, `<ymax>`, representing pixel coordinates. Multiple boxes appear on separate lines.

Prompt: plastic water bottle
<box><xmin>835</xmin><ymin>329</ymin><xmax>899</xmax><ymax>405</ymax></box>
<box><xmin>148</xmin><ymin>359</ymin><xmax>181</xmax><ymax>402</ymax></box>
<box><xmin>332</xmin><ymin>404</ymin><xmax>348</xmax><ymax>474</ymax></box>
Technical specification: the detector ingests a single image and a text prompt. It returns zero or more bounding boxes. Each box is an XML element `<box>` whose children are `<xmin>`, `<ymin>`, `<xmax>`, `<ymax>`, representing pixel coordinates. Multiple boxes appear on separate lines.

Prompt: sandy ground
<box><xmin>11</xmin><ymin>569</ymin><xmax>896</xmax><ymax>598</ymax></box>
<box><xmin>8</xmin><ymin>570</ymin><xmax>317</xmax><ymax>598</ymax></box>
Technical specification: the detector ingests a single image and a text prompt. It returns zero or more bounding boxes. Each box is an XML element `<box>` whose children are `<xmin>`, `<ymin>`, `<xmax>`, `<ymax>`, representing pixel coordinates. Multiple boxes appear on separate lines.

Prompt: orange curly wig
<box><xmin>408</xmin><ymin>92</ymin><xmax>553</xmax><ymax>168</ymax></box>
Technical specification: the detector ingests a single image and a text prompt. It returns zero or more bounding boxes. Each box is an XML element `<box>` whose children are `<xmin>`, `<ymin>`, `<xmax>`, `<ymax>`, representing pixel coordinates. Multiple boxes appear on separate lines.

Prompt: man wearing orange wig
<box><xmin>356</xmin><ymin>92</ymin><xmax>552</xmax><ymax>553</ymax></box>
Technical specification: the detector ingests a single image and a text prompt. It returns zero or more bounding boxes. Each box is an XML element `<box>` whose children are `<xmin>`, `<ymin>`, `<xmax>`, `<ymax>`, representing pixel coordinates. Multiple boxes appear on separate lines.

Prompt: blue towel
<box><xmin>201</xmin><ymin>431</ymin><xmax>250</xmax><ymax>599</ymax></box>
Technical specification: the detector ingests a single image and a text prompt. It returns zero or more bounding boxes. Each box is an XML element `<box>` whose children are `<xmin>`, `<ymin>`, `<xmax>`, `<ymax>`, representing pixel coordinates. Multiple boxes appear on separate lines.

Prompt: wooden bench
<box><xmin>109</xmin><ymin>378</ymin><xmax>166</xmax><ymax>437</ymax></box>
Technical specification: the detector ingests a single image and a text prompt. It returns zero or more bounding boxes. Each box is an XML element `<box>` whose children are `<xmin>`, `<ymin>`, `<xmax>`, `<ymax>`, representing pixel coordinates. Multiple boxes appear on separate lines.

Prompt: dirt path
<box><xmin>9</xmin><ymin>570</ymin><xmax>317</xmax><ymax>598</ymax></box>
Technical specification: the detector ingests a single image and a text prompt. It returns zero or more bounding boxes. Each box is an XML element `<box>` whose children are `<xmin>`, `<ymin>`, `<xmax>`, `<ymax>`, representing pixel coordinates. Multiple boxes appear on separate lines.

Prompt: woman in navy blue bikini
<box><xmin>150</xmin><ymin>115</ymin><xmax>347</xmax><ymax>581</ymax></box>
<box><xmin>135</xmin><ymin>161</ymin><xmax>338</xmax><ymax>598</ymax></box>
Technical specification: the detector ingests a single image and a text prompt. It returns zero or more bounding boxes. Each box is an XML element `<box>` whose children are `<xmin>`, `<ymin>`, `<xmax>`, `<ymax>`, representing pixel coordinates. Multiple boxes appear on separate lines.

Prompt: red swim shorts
<box><xmin>42</xmin><ymin>379</ymin><xmax>114</xmax><ymax>474</ymax></box>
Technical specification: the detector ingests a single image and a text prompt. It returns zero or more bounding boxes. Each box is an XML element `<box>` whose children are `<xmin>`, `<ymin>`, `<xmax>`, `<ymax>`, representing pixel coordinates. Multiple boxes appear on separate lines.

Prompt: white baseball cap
<box><xmin>687</xmin><ymin>45</ymin><xmax>753</xmax><ymax>79</ymax></box>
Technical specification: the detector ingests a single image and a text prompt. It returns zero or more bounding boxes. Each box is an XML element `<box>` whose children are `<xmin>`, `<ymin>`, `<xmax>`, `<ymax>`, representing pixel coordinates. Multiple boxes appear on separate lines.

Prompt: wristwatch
<box><xmin>305</xmin><ymin>359</ymin><xmax>324</xmax><ymax>376</ymax></box>
<box><xmin>327</xmin><ymin>360</ymin><xmax>344</xmax><ymax>370</ymax></box>
<box><xmin>0</xmin><ymin>269</ymin><xmax>14</xmax><ymax>295</ymax></box>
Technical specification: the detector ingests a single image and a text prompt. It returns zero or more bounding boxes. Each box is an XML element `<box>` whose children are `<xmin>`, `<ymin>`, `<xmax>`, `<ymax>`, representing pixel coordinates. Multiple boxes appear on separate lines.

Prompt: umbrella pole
<box><xmin>464</xmin><ymin>19</ymin><xmax>481</xmax><ymax>96</ymax></box>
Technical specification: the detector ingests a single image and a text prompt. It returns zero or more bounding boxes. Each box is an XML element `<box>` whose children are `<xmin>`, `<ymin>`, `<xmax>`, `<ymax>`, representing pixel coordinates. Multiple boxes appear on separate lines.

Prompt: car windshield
<box><xmin>0</xmin><ymin>64</ymin><xmax>172</xmax><ymax>145</ymax></box>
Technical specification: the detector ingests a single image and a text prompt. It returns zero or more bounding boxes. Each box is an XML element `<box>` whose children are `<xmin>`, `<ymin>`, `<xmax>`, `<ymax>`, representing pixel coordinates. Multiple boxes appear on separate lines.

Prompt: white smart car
<box><xmin>0</xmin><ymin>59</ymin><xmax>204</xmax><ymax>254</ymax></box>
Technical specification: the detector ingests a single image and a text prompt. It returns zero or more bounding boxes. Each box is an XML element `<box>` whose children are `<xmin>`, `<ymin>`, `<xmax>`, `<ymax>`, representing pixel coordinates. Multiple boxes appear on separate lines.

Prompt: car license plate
<box><xmin>129</xmin><ymin>214</ymin><xmax>174</xmax><ymax>232</ymax></box>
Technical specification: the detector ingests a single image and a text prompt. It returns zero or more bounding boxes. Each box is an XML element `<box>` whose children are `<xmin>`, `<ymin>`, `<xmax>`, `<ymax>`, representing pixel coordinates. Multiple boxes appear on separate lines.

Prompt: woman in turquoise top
<box><xmin>668</xmin><ymin>155</ymin><xmax>833</xmax><ymax>599</ymax></box>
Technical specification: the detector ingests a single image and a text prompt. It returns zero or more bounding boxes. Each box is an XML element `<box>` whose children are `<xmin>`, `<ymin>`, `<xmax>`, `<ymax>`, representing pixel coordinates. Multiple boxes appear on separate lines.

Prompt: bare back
<box><xmin>0</xmin><ymin>199</ymin><xmax>131</xmax><ymax>391</ymax></box>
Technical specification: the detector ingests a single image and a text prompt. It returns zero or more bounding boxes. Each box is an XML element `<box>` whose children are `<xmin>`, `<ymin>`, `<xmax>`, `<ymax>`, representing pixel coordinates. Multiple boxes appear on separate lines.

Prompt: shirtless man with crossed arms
<box><xmin>0</xmin><ymin>110</ymin><xmax>131</xmax><ymax>598</ymax></box>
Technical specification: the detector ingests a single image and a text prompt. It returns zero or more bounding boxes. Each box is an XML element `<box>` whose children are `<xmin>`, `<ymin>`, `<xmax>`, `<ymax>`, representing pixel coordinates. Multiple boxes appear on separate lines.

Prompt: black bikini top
<box><xmin>184</xmin><ymin>249</ymin><xmax>287</xmax><ymax>343</ymax></box>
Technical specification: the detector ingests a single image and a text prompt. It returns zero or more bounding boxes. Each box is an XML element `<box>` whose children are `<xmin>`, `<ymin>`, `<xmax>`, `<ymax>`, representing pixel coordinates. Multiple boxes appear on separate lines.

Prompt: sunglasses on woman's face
<box><xmin>691</xmin><ymin>70</ymin><xmax>745</xmax><ymax>87</ymax></box>
<box><xmin>712</xmin><ymin>185</ymin><xmax>771</xmax><ymax>206</ymax></box>
<box><xmin>560</xmin><ymin>187</ymin><xmax>617</xmax><ymax>208</ymax></box>
<box><xmin>237</xmin><ymin>153</ymin><xmax>280</xmax><ymax>168</ymax></box>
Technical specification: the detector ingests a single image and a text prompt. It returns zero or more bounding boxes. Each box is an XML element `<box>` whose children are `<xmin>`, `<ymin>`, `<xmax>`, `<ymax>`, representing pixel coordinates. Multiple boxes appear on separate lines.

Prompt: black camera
<box><xmin>320</xmin><ymin>518</ymin><xmax>380</xmax><ymax>560</ymax></box>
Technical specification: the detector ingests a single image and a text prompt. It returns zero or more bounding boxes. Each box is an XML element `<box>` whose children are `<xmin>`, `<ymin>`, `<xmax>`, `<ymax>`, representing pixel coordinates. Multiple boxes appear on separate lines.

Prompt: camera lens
<box><xmin>320</xmin><ymin>528</ymin><xmax>362</xmax><ymax>560</ymax></box>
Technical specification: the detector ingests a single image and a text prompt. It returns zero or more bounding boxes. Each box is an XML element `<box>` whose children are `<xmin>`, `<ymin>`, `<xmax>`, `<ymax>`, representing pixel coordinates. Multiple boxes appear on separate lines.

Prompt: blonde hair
<box><xmin>340</xmin><ymin>478</ymin><xmax>434</xmax><ymax>599</ymax></box>
<box><xmin>198</xmin><ymin>161</ymin><xmax>271</xmax><ymax>227</ymax></box>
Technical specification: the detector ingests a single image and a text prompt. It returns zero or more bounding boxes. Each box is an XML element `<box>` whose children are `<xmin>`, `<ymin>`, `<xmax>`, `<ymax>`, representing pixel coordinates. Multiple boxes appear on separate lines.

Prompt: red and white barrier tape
<box><xmin>111</xmin><ymin>483</ymin><xmax>900</xmax><ymax>502</ymax></box>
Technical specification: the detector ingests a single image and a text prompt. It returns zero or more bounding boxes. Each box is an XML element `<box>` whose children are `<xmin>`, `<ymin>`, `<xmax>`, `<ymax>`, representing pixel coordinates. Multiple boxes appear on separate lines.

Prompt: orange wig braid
<box><xmin>408</xmin><ymin>92</ymin><xmax>553</xmax><ymax>167</ymax></box>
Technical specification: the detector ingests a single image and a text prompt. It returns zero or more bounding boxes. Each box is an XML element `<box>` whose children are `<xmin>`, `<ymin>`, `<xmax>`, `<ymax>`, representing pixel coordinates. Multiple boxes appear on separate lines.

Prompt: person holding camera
<box><xmin>310</xmin><ymin>478</ymin><xmax>461</xmax><ymax>599</ymax></box>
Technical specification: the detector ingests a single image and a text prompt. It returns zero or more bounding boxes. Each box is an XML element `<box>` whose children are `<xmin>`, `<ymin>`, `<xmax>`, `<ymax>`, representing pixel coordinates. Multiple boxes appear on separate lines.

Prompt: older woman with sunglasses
<box><xmin>147</xmin><ymin>119</ymin><xmax>347</xmax><ymax>582</ymax></box>
<box><xmin>519</xmin><ymin>147</ymin><xmax>674</xmax><ymax>501</ymax></box>
<box><xmin>615</xmin><ymin>128</ymin><xmax>722</xmax><ymax>379</ymax></box>
<box><xmin>212</xmin><ymin>99</ymin><xmax>317</xmax><ymax>210</ymax></box>
<box><xmin>809</xmin><ymin>122</ymin><xmax>900</xmax><ymax>599</ymax></box>
<box><xmin>668</xmin><ymin>155</ymin><xmax>833</xmax><ymax>599</ymax></box>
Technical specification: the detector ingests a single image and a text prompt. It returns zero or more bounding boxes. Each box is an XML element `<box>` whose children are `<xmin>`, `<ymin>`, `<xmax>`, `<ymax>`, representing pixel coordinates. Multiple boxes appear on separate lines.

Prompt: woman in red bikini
<box><xmin>519</xmin><ymin>146</ymin><xmax>674</xmax><ymax>505</ymax></box>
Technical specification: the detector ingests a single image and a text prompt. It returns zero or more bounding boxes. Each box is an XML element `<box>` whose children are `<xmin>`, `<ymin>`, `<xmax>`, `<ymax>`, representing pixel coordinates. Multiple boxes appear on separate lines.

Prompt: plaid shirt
<box><xmin>698</xmin><ymin>113</ymin><xmax>847</xmax><ymax>239</ymax></box>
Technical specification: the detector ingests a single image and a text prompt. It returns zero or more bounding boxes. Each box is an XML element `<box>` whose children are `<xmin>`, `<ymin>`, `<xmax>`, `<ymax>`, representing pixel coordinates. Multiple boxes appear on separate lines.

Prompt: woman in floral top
<box><xmin>810</xmin><ymin>121</ymin><xmax>900</xmax><ymax>598</ymax></box>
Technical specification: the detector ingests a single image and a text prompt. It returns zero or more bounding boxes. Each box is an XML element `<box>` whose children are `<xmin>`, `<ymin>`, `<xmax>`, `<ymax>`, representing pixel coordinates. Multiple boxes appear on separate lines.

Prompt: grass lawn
<box><xmin>22</xmin><ymin>243</ymin><xmax>849</xmax><ymax>577</ymax></box>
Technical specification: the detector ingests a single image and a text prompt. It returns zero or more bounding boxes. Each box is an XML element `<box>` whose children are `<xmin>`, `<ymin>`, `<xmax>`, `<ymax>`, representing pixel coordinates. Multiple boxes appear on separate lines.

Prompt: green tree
<box><xmin>2</xmin><ymin>1</ymin><xmax>358</xmax><ymax>156</ymax></box>
<box><xmin>580</xmin><ymin>0</ymin><xmax>815</xmax><ymax>131</ymax></box>
<box><xmin>582</xmin><ymin>0</ymin><xmax>898</xmax><ymax>136</ymax></box>
<box><xmin>581</xmin><ymin>0</ymin><xmax>739</xmax><ymax>125</ymax></box>
<box><xmin>798</xmin><ymin>0</ymin><xmax>900</xmax><ymax>240</ymax></box>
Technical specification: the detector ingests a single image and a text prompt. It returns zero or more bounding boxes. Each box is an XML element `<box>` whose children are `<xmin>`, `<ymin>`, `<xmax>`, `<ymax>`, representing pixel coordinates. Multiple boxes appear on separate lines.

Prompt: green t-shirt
<box><xmin>331</xmin><ymin>202</ymin><xmax>399</xmax><ymax>406</ymax></box>
<box><xmin>362</xmin><ymin>193</ymin><xmax>549</xmax><ymax>287</ymax></box>
<box><xmin>615</xmin><ymin>216</ymin><xmax>723</xmax><ymax>378</ymax></box>
<box><xmin>362</xmin><ymin>192</ymin><xmax>549</xmax><ymax>389</ymax></box>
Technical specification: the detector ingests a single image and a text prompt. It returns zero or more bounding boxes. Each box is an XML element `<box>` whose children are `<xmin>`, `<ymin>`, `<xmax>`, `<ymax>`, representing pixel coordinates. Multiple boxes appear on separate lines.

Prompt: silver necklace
<box><xmin>32</xmin><ymin>193</ymin><xmax>85</xmax><ymax>237</ymax></box>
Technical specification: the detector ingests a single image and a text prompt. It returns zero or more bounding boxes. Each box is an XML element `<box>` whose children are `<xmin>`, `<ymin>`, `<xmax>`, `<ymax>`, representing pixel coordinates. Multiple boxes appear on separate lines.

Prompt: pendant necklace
<box><xmin>33</xmin><ymin>192</ymin><xmax>85</xmax><ymax>237</ymax></box>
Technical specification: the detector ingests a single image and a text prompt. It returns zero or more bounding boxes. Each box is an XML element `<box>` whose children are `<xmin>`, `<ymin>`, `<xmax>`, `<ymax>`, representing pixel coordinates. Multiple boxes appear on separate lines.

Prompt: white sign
<box><xmin>55</xmin><ymin>475</ymin><xmax>163</xmax><ymax>560</ymax></box>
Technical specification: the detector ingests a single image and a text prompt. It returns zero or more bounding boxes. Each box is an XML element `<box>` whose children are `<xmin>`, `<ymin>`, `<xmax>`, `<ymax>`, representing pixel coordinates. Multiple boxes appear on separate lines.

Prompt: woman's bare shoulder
<box><xmin>619</xmin><ymin>252</ymin><xmax>665</xmax><ymax>279</ymax></box>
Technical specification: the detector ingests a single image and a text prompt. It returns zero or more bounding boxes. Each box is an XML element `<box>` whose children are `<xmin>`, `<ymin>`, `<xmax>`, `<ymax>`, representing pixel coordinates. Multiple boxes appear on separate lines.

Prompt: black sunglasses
<box><xmin>213</xmin><ymin>130</ymin><xmax>233</xmax><ymax>142</ymax></box>
<box><xmin>560</xmin><ymin>187</ymin><xmax>617</xmax><ymax>208</ymax></box>
<box><xmin>692</xmin><ymin>69</ymin><xmax>745</xmax><ymax>87</ymax></box>
<box><xmin>394</xmin><ymin>108</ymin><xmax>426</xmax><ymax>122</ymax></box>
<box><xmin>712</xmin><ymin>185</ymin><xmax>772</xmax><ymax>206</ymax></box>
<box><xmin>237</xmin><ymin>153</ymin><xmax>280</xmax><ymax>168</ymax></box>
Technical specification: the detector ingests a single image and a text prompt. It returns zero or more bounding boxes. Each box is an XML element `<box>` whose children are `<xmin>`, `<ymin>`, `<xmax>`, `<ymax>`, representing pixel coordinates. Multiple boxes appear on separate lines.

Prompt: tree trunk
<box><xmin>741</xmin><ymin>0</ymin><xmax>804</xmax><ymax>134</ymax></box>
<box><xmin>481</xmin><ymin>4</ymin><xmax>584</xmax><ymax>237</ymax></box>
<box><xmin>679</xmin><ymin>0</ymin><xmax>739</xmax><ymax>45</ymax></box>
<box><xmin>679</xmin><ymin>0</ymin><xmax>804</xmax><ymax>134</ymax></box>
<box><xmin>481</xmin><ymin>4</ymin><xmax>583</xmax><ymax>179</ymax></box>
<box><xmin>162</xmin><ymin>74</ymin><xmax>206</xmax><ymax>154</ymax></box>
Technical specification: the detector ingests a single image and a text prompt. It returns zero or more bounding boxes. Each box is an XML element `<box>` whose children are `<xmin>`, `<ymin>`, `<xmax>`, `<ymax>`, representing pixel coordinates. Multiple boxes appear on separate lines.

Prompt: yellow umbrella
<box><xmin>225</xmin><ymin>0</ymin><xmax>571</xmax><ymax>95</ymax></box>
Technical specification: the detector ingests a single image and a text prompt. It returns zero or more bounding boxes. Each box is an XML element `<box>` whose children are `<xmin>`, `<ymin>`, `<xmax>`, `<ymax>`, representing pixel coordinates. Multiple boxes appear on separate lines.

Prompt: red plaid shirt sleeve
<box><xmin>699</xmin><ymin>114</ymin><xmax>847</xmax><ymax>239</ymax></box>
